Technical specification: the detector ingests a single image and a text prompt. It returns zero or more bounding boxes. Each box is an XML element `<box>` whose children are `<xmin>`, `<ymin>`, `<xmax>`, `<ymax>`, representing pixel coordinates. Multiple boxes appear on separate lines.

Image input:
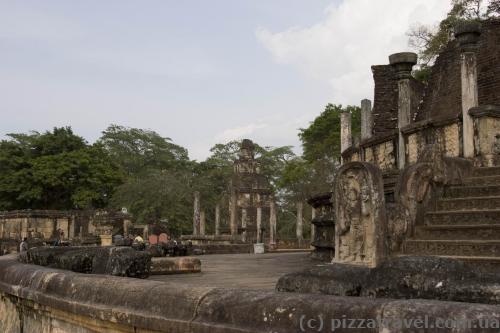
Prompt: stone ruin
<box><xmin>0</xmin><ymin>209</ymin><xmax>136</xmax><ymax>253</ymax></box>
<box><xmin>285</xmin><ymin>20</ymin><xmax>500</xmax><ymax>303</ymax></box>
<box><xmin>181</xmin><ymin>139</ymin><xmax>279</xmax><ymax>253</ymax></box>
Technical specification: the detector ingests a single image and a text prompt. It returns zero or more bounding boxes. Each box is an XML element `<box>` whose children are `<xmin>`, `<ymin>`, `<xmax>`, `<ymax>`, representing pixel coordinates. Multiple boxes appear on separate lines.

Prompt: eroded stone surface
<box><xmin>277</xmin><ymin>256</ymin><xmax>500</xmax><ymax>304</ymax></box>
<box><xmin>19</xmin><ymin>246</ymin><xmax>151</xmax><ymax>278</ymax></box>
<box><xmin>150</xmin><ymin>257</ymin><xmax>201</xmax><ymax>275</ymax></box>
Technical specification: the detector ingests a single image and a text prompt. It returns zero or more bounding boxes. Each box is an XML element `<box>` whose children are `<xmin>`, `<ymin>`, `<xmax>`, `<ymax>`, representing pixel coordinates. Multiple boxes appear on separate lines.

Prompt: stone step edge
<box><xmin>437</xmin><ymin>195</ymin><xmax>500</xmax><ymax>202</ymax></box>
<box><xmin>397</xmin><ymin>254</ymin><xmax>500</xmax><ymax>262</ymax></box>
<box><xmin>426</xmin><ymin>208</ymin><xmax>500</xmax><ymax>215</ymax></box>
<box><xmin>419</xmin><ymin>224</ymin><xmax>500</xmax><ymax>229</ymax></box>
<box><xmin>405</xmin><ymin>239</ymin><xmax>500</xmax><ymax>244</ymax></box>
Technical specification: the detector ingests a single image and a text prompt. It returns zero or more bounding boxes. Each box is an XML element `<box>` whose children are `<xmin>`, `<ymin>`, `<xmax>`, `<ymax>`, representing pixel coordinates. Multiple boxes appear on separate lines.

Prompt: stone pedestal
<box><xmin>100</xmin><ymin>235</ymin><xmax>113</xmax><ymax>246</ymax></box>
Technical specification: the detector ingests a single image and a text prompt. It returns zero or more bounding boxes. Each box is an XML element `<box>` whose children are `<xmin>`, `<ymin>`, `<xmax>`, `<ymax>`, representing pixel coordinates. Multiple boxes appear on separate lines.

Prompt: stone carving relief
<box><xmin>334</xmin><ymin>162</ymin><xmax>387</xmax><ymax>268</ymax></box>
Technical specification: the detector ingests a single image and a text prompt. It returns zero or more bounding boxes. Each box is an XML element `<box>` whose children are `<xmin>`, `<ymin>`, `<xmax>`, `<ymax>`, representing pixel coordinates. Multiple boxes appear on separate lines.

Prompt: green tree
<box><xmin>299</xmin><ymin>104</ymin><xmax>361</xmax><ymax>163</ymax></box>
<box><xmin>98</xmin><ymin>125</ymin><xmax>189</xmax><ymax>176</ymax></box>
<box><xmin>110</xmin><ymin>169</ymin><xmax>193</xmax><ymax>236</ymax></box>
<box><xmin>408</xmin><ymin>0</ymin><xmax>498</xmax><ymax>66</ymax></box>
<box><xmin>0</xmin><ymin>127</ymin><xmax>124</xmax><ymax>210</ymax></box>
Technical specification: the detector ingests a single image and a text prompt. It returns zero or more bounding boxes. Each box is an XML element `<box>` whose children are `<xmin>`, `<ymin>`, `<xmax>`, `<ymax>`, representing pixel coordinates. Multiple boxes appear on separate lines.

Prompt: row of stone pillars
<box><xmin>193</xmin><ymin>192</ymin><xmax>314</xmax><ymax>246</ymax></box>
<box><xmin>339</xmin><ymin>23</ymin><xmax>481</xmax><ymax>166</ymax></box>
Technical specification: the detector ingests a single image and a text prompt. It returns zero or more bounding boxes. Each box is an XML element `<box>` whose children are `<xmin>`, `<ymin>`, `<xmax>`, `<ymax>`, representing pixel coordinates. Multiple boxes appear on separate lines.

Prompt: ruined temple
<box><xmin>182</xmin><ymin>139</ymin><xmax>277</xmax><ymax>251</ymax></box>
<box><xmin>228</xmin><ymin>139</ymin><xmax>275</xmax><ymax>244</ymax></box>
<box><xmin>0</xmin><ymin>209</ymin><xmax>133</xmax><ymax>252</ymax></box>
<box><xmin>313</xmin><ymin>20</ymin><xmax>500</xmax><ymax>267</ymax></box>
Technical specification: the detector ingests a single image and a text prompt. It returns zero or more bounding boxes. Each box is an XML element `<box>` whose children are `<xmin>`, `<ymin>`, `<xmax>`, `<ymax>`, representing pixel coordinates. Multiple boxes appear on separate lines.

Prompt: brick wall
<box><xmin>371</xmin><ymin>65</ymin><xmax>398</xmax><ymax>136</ymax></box>
<box><xmin>415</xmin><ymin>42</ymin><xmax>462</xmax><ymax>122</ymax></box>
<box><xmin>478</xmin><ymin>19</ymin><xmax>500</xmax><ymax>106</ymax></box>
<box><xmin>415</xmin><ymin>19</ymin><xmax>500</xmax><ymax>122</ymax></box>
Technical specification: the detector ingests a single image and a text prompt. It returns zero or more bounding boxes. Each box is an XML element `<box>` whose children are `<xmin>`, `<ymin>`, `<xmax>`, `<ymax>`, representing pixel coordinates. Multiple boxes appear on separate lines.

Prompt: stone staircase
<box><xmin>402</xmin><ymin>166</ymin><xmax>500</xmax><ymax>265</ymax></box>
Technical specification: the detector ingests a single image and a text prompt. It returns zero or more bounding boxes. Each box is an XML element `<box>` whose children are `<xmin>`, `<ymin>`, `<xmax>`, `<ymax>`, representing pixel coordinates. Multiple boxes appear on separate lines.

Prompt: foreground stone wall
<box><xmin>2</xmin><ymin>254</ymin><xmax>500</xmax><ymax>333</ymax></box>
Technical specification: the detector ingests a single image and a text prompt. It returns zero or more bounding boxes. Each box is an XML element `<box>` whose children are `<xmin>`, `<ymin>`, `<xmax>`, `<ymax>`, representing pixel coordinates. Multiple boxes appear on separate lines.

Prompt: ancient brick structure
<box><xmin>333</xmin><ymin>19</ymin><xmax>500</xmax><ymax>267</ymax></box>
<box><xmin>182</xmin><ymin>139</ymin><xmax>277</xmax><ymax>250</ymax></box>
<box><xmin>0</xmin><ymin>210</ymin><xmax>133</xmax><ymax>252</ymax></box>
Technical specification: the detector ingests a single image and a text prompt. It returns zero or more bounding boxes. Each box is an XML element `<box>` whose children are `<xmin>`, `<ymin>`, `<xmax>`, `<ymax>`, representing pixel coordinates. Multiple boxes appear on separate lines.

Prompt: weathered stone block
<box><xmin>277</xmin><ymin>256</ymin><xmax>500</xmax><ymax>304</ymax></box>
<box><xmin>150</xmin><ymin>257</ymin><xmax>201</xmax><ymax>275</ymax></box>
<box><xmin>19</xmin><ymin>246</ymin><xmax>151</xmax><ymax>278</ymax></box>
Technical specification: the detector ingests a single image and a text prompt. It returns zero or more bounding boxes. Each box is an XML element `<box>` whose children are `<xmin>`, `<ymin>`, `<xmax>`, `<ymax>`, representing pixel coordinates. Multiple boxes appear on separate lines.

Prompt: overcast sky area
<box><xmin>0</xmin><ymin>0</ymin><xmax>450</xmax><ymax>160</ymax></box>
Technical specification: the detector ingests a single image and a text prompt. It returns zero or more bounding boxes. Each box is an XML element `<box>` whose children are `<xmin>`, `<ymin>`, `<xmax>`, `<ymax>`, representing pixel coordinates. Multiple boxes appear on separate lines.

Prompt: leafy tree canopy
<box><xmin>98</xmin><ymin>124</ymin><xmax>189</xmax><ymax>176</ymax></box>
<box><xmin>0</xmin><ymin>127</ymin><xmax>124</xmax><ymax>210</ymax></box>
<box><xmin>299</xmin><ymin>104</ymin><xmax>361</xmax><ymax>163</ymax></box>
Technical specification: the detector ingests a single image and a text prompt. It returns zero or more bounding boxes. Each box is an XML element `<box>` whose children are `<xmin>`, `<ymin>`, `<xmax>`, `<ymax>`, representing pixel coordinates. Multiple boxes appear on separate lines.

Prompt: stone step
<box><xmin>435</xmin><ymin>196</ymin><xmax>500</xmax><ymax>211</ymax></box>
<box><xmin>396</xmin><ymin>254</ymin><xmax>500</xmax><ymax>270</ymax></box>
<box><xmin>463</xmin><ymin>175</ymin><xmax>500</xmax><ymax>185</ymax></box>
<box><xmin>425</xmin><ymin>209</ymin><xmax>500</xmax><ymax>225</ymax></box>
<box><xmin>473</xmin><ymin>167</ymin><xmax>500</xmax><ymax>177</ymax></box>
<box><xmin>444</xmin><ymin>184</ymin><xmax>500</xmax><ymax>198</ymax></box>
<box><xmin>403</xmin><ymin>239</ymin><xmax>500</xmax><ymax>257</ymax></box>
<box><xmin>415</xmin><ymin>224</ymin><xmax>500</xmax><ymax>240</ymax></box>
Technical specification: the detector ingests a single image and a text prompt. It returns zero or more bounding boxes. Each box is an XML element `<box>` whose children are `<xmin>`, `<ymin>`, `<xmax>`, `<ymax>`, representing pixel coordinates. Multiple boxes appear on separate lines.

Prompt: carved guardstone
<box><xmin>334</xmin><ymin>162</ymin><xmax>387</xmax><ymax>268</ymax></box>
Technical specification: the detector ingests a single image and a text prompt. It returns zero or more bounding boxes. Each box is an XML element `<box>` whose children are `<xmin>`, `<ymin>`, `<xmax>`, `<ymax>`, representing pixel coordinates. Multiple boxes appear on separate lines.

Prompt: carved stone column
<box><xmin>256</xmin><ymin>206</ymin><xmax>262</xmax><ymax>243</ymax></box>
<box><xmin>310</xmin><ymin>206</ymin><xmax>316</xmax><ymax>245</ymax></box>
<box><xmin>229</xmin><ymin>190</ymin><xmax>237</xmax><ymax>236</ymax></box>
<box><xmin>269</xmin><ymin>201</ymin><xmax>277</xmax><ymax>247</ymax></box>
<box><xmin>340</xmin><ymin>111</ymin><xmax>352</xmax><ymax>155</ymax></box>
<box><xmin>193</xmin><ymin>191</ymin><xmax>200</xmax><ymax>235</ymax></box>
<box><xmin>200</xmin><ymin>210</ymin><xmax>206</xmax><ymax>236</ymax></box>
<box><xmin>241</xmin><ymin>208</ymin><xmax>247</xmax><ymax>243</ymax></box>
<box><xmin>215</xmin><ymin>204</ymin><xmax>221</xmax><ymax>236</ymax></box>
<box><xmin>361</xmin><ymin>99</ymin><xmax>373</xmax><ymax>141</ymax></box>
<box><xmin>455</xmin><ymin>21</ymin><xmax>481</xmax><ymax>159</ymax></box>
<box><xmin>389</xmin><ymin>52</ymin><xmax>417</xmax><ymax>170</ymax></box>
<box><xmin>296</xmin><ymin>201</ymin><xmax>304</xmax><ymax>242</ymax></box>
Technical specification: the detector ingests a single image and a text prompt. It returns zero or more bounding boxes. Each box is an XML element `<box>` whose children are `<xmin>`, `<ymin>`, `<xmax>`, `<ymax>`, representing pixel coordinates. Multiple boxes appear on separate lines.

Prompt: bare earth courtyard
<box><xmin>149</xmin><ymin>252</ymin><xmax>314</xmax><ymax>289</ymax></box>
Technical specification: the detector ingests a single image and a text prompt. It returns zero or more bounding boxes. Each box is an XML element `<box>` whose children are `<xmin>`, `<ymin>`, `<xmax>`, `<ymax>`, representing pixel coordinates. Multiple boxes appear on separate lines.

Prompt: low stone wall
<box><xmin>2</xmin><ymin>254</ymin><xmax>500</xmax><ymax>332</ymax></box>
<box><xmin>401</xmin><ymin>117</ymin><xmax>462</xmax><ymax>165</ymax></box>
<box><xmin>361</xmin><ymin>133</ymin><xmax>398</xmax><ymax>171</ymax></box>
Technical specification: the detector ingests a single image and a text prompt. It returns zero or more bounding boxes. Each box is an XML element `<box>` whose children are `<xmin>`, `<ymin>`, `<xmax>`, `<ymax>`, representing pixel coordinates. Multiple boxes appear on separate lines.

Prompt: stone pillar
<box><xmin>256</xmin><ymin>207</ymin><xmax>262</xmax><ymax>243</ymax></box>
<box><xmin>455</xmin><ymin>22</ymin><xmax>481</xmax><ymax>159</ymax></box>
<box><xmin>340</xmin><ymin>111</ymin><xmax>352</xmax><ymax>154</ymax></box>
<box><xmin>200</xmin><ymin>210</ymin><xmax>206</xmax><ymax>236</ymax></box>
<box><xmin>229</xmin><ymin>190</ymin><xmax>237</xmax><ymax>236</ymax></box>
<box><xmin>193</xmin><ymin>191</ymin><xmax>200</xmax><ymax>235</ymax></box>
<box><xmin>241</xmin><ymin>208</ymin><xmax>247</xmax><ymax>243</ymax></box>
<box><xmin>296</xmin><ymin>201</ymin><xmax>304</xmax><ymax>242</ymax></box>
<box><xmin>389</xmin><ymin>52</ymin><xmax>418</xmax><ymax>169</ymax></box>
<box><xmin>310</xmin><ymin>207</ymin><xmax>316</xmax><ymax>244</ymax></box>
<box><xmin>269</xmin><ymin>201</ymin><xmax>277</xmax><ymax>247</ymax></box>
<box><xmin>361</xmin><ymin>99</ymin><xmax>372</xmax><ymax>140</ymax></box>
<box><xmin>215</xmin><ymin>204</ymin><xmax>221</xmax><ymax>236</ymax></box>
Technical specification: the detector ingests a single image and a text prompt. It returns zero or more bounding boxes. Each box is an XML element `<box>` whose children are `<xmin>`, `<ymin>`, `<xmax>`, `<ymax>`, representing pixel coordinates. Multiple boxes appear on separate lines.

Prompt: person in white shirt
<box><xmin>19</xmin><ymin>237</ymin><xmax>29</xmax><ymax>253</ymax></box>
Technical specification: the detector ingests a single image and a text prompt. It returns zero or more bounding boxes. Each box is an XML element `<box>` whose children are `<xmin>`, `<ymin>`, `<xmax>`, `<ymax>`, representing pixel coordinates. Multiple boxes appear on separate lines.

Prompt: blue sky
<box><xmin>0</xmin><ymin>0</ymin><xmax>449</xmax><ymax>160</ymax></box>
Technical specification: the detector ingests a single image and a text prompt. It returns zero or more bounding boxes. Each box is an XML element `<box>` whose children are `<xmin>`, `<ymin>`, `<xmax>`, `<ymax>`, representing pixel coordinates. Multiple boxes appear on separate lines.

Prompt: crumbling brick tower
<box><xmin>229</xmin><ymin>139</ymin><xmax>274</xmax><ymax>244</ymax></box>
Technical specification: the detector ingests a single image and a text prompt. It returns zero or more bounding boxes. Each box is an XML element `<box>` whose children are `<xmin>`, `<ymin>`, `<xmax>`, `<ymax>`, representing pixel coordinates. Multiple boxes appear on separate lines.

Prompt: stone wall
<box><xmin>478</xmin><ymin>20</ymin><xmax>500</xmax><ymax>106</ymax></box>
<box><xmin>371</xmin><ymin>65</ymin><xmax>398</xmax><ymax>136</ymax></box>
<box><xmin>363</xmin><ymin>137</ymin><xmax>397</xmax><ymax>171</ymax></box>
<box><xmin>2</xmin><ymin>254</ymin><xmax>500</xmax><ymax>333</ymax></box>
<box><xmin>403</xmin><ymin>121</ymin><xmax>462</xmax><ymax>165</ymax></box>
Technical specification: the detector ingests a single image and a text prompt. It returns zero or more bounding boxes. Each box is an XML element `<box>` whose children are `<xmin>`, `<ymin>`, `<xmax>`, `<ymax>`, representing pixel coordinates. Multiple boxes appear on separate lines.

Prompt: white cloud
<box><xmin>256</xmin><ymin>0</ymin><xmax>450</xmax><ymax>105</ymax></box>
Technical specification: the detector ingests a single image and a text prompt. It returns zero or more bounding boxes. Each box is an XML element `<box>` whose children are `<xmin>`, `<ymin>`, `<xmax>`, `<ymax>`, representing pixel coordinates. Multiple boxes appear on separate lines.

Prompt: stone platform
<box><xmin>150</xmin><ymin>257</ymin><xmax>201</xmax><ymax>275</ymax></box>
<box><xmin>149</xmin><ymin>252</ymin><xmax>313</xmax><ymax>289</ymax></box>
<box><xmin>2</xmin><ymin>253</ymin><xmax>500</xmax><ymax>332</ymax></box>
